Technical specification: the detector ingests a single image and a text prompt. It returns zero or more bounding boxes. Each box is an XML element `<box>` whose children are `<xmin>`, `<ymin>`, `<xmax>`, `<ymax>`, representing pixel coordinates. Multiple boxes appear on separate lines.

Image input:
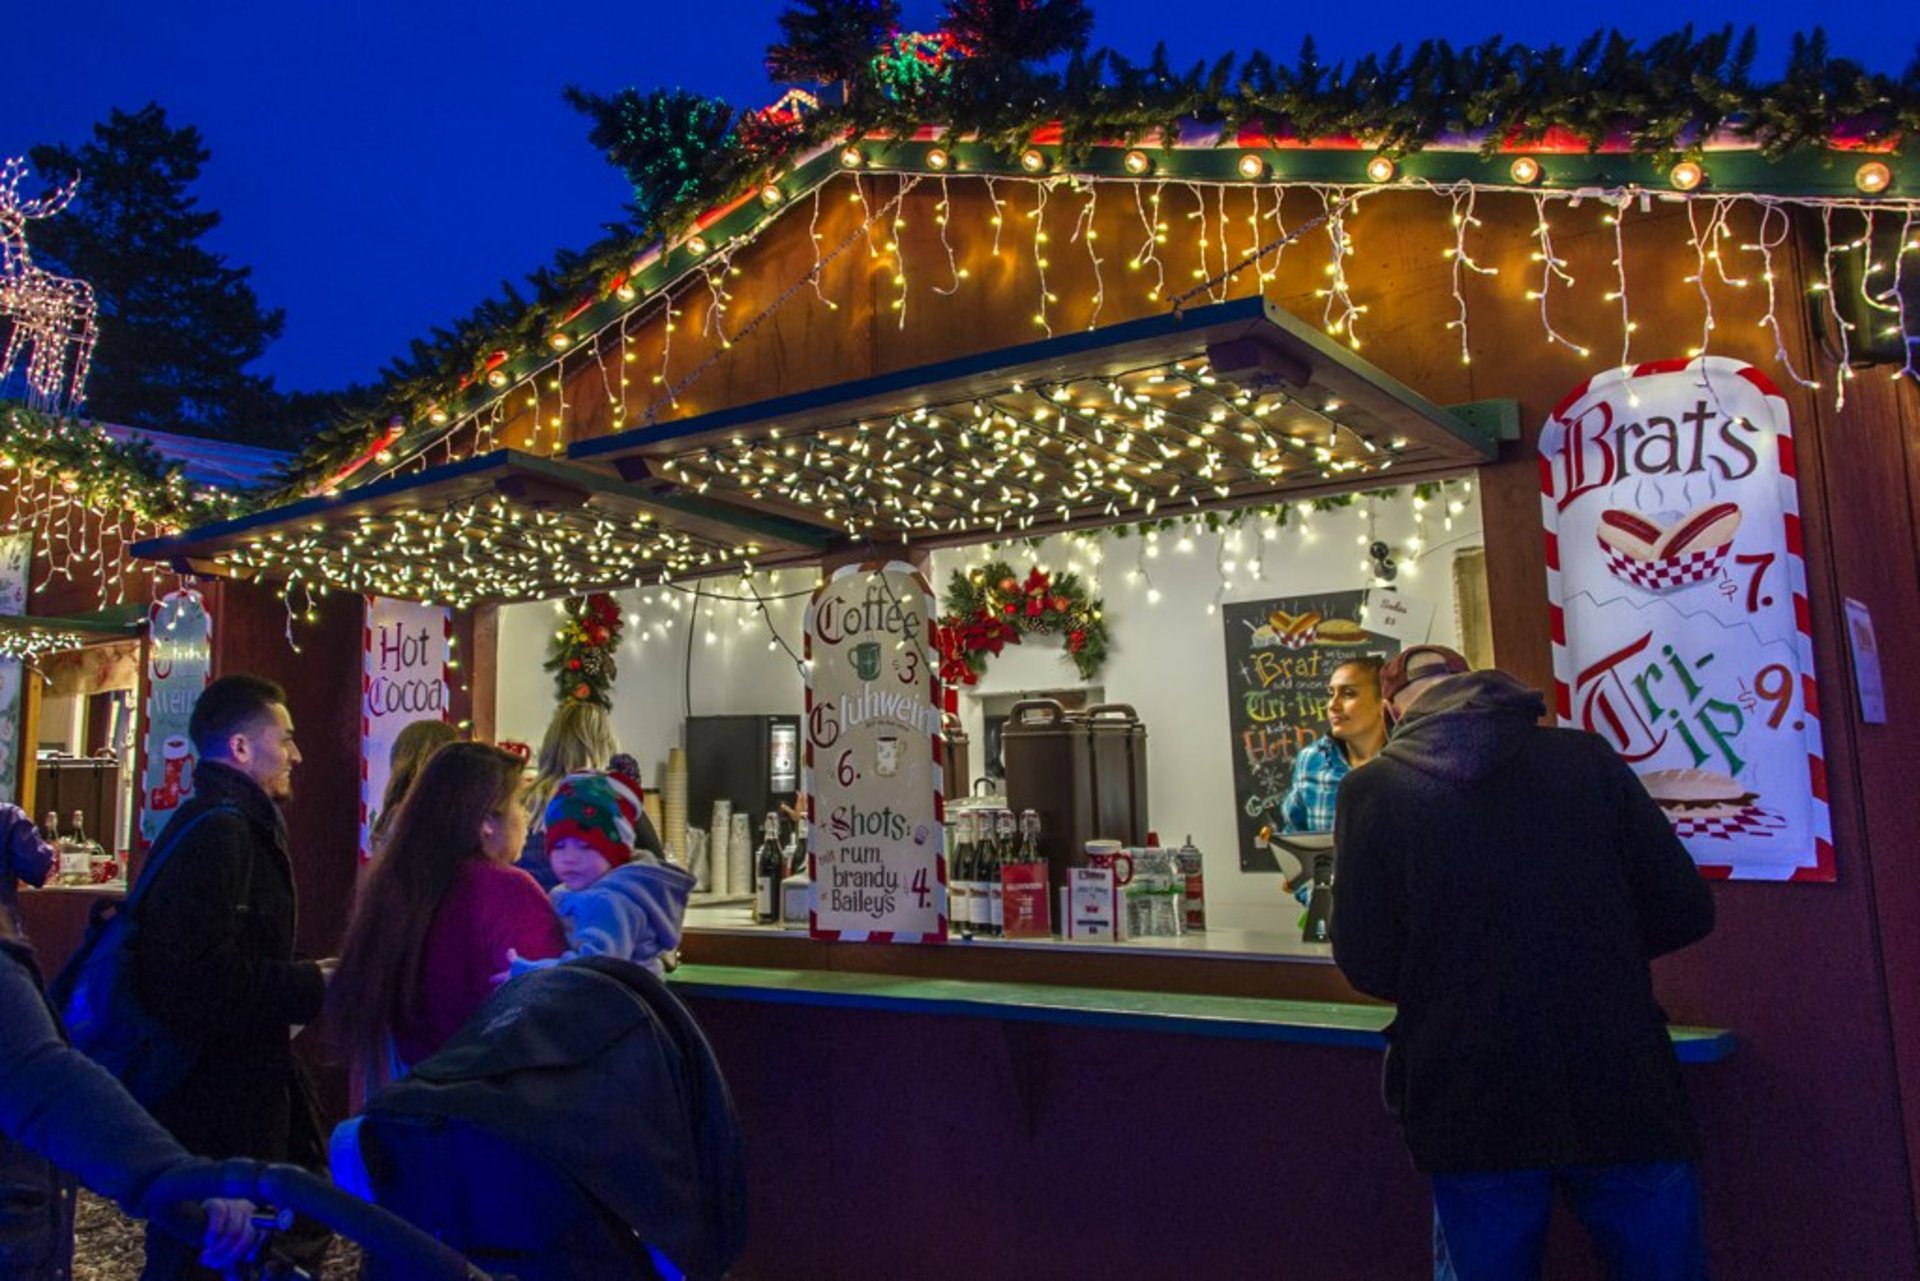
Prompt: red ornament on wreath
<box><xmin>937</xmin><ymin>559</ymin><xmax>1109</xmax><ymax>686</ymax></box>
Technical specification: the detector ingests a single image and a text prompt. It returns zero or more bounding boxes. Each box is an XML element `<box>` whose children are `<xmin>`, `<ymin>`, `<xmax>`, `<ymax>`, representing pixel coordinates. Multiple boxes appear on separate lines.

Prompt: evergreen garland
<box><xmin>275</xmin><ymin>19</ymin><xmax>1920</xmax><ymax>494</ymax></box>
<box><xmin>544</xmin><ymin>592</ymin><xmax>626</xmax><ymax>709</ymax></box>
<box><xmin>935</xmin><ymin>560</ymin><xmax>1108</xmax><ymax>685</ymax></box>
<box><xmin>0</xmin><ymin>406</ymin><xmax>248</xmax><ymax>530</ymax></box>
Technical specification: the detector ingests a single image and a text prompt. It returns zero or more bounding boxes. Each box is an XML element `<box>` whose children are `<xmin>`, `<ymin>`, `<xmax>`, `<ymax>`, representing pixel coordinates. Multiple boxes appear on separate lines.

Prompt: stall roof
<box><xmin>0</xmin><ymin>611</ymin><xmax>139</xmax><ymax>662</ymax></box>
<box><xmin>129</xmin><ymin>450</ymin><xmax>832</xmax><ymax>608</ymax></box>
<box><xmin>569</xmin><ymin>296</ymin><xmax>1497</xmax><ymax>548</ymax></box>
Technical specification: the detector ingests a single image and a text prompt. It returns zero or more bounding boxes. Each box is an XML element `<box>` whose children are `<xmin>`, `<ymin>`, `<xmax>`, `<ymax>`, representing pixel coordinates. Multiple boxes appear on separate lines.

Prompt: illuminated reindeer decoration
<box><xmin>0</xmin><ymin>157</ymin><xmax>98</xmax><ymax>413</ymax></box>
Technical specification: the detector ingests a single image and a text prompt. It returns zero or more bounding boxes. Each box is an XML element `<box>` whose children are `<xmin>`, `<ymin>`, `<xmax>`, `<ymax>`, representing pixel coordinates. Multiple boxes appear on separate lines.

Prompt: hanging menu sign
<box><xmin>141</xmin><ymin>590</ymin><xmax>213</xmax><ymax>842</ymax></box>
<box><xmin>1221</xmin><ymin>590</ymin><xmax>1399</xmax><ymax>872</ymax></box>
<box><xmin>361</xmin><ymin>596</ymin><xmax>452</xmax><ymax>862</ymax></box>
<box><xmin>1540</xmin><ymin>355</ymin><xmax>1832</xmax><ymax>881</ymax></box>
<box><xmin>804</xmin><ymin>562</ymin><xmax>946</xmax><ymax>942</ymax></box>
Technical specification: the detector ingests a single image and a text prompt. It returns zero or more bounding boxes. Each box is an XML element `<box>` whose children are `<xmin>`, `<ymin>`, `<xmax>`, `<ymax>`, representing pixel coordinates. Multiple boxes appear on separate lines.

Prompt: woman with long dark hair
<box><xmin>329</xmin><ymin>742</ymin><xmax>566</xmax><ymax>1095</ymax></box>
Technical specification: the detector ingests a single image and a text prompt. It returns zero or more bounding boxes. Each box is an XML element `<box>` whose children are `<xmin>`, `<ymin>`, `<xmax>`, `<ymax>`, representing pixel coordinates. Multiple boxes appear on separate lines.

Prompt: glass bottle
<box><xmin>754</xmin><ymin>810</ymin><xmax>783</xmax><ymax>925</ymax></box>
<box><xmin>947</xmin><ymin>811</ymin><xmax>973</xmax><ymax>934</ymax></box>
<box><xmin>985</xmin><ymin>809</ymin><xmax>1015</xmax><ymax>938</ymax></box>
<box><xmin>59</xmin><ymin>810</ymin><xmax>93</xmax><ymax>887</ymax></box>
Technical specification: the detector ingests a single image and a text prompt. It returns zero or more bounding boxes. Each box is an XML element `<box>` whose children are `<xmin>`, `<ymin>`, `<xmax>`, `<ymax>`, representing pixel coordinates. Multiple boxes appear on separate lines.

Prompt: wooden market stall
<box><xmin>130</xmin><ymin>60</ymin><xmax>1920</xmax><ymax>1280</ymax></box>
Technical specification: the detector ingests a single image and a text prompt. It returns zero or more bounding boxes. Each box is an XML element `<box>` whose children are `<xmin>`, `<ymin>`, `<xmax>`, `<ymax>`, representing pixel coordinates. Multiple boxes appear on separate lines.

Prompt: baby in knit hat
<box><xmin>507</xmin><ymin>762</ymin><xmax>694</xmax><ymax>978</ymax></box>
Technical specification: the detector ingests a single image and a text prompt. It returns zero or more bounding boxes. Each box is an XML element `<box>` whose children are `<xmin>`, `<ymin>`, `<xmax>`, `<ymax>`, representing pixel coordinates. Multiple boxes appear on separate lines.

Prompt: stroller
<box><xmin>330</xmin><ymin>957</ymin><xmax>750</xmax><ymax>1281</ymax></box>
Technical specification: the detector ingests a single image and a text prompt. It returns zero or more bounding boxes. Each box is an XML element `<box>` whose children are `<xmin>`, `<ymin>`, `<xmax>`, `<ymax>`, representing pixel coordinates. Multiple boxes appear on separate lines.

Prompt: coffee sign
<box><xmin>804</xmin><ymin>562</ymin><xmax>946</xmax><ymax>942</ymax></box>
<box><xmin>1540</xmin><ymin>356</ymin><xmax>1832</xmax><ymax>881</ymax></box>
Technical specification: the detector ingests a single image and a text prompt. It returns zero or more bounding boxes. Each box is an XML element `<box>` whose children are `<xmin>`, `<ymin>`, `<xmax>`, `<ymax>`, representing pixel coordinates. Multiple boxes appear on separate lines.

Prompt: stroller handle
<box><xmin>146</xmin><ymin>1159</ymin><xmax>501</xmax><ymax>1281</ymax></box>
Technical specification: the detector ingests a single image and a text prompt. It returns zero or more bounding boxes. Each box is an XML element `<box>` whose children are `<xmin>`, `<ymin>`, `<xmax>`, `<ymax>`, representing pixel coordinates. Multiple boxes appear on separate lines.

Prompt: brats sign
<box><xmin>1540</xmin><ymin>356</ymin><xmax>1831</xmax><ymax>881</ymax></box>
<box><xmin>804</xmin><ymin>562</ymin><xmax>946</xmax><ymax>941</ymax></box>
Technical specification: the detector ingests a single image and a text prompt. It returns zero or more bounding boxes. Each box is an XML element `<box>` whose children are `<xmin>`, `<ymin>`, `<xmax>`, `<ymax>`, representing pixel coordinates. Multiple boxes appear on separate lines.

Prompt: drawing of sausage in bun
<box><xmin>1597</xmin><ymin>507</ymin><xmax>1663</xmax><ymax>561</ymax></box>
<box><xmin>1640</xmin><ymin>768</ymin><xmax>1760</xmax><ymax>822</ymax></box>
<box><xmin>1266</xmin><ymin>608</ymin><xmax>1322</xmax><ymax>649</ymax></box>
<box><xmin>1653</xmin><ymin>500</ymin><xmax>1742</xmax><ymax>561</ymax></box>
<box><xmin>1313</xmin><ymin>617</ymin><xmax>1369</xmax><ymax>644</ymax></box>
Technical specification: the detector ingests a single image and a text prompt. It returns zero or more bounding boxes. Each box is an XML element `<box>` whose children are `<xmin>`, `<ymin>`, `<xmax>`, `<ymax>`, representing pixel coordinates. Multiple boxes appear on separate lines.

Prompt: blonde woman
<box><xmin>369</xmin><ymin>719</ymin><xmax>459</xmax><ymax>858</ymax></box>
<box><xmin>514</xmin><ymin>701</ymin><xmax>664</xmax><ymax>887</ymax></box>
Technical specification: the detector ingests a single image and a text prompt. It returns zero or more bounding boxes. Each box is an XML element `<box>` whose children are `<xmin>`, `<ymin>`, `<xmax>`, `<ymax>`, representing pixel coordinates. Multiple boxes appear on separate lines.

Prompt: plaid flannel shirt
<box><xmin>1281</xmin><ymin>735</ymin><xmax>1351</xmax><ymax>835</ymax></box>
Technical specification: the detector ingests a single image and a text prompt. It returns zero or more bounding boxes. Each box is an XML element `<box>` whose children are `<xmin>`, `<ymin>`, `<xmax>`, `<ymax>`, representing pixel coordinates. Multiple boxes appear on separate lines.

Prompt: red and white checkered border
<box><xmin>1598</xmin><ymin>541</ymin><xmax>1732</xmax><ymax>593</ymax></box>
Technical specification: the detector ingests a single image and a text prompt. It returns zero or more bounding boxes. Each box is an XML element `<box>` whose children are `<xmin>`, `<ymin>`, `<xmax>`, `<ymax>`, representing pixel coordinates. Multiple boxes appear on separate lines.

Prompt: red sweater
<box><xmin>395</xmin><ymin>858</ymin><xmax>566</xmax><ymax>1066</ymax></box>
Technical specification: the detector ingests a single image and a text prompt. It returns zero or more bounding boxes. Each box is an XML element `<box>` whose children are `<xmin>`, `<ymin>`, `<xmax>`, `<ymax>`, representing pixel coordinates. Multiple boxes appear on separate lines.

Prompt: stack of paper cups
<box><xmin>728</xmin><ymin>812</ymin><xmax>753</xmax><ymax>902</ymax></box>
<box><xmin>708</xmin><ymin>801</ymin><xmax>733</xmax><ymax>894</ymax></box>
<box><xmin>642</xmin><ymin>790</ymin><xmax>665</xmax><ymax>853</ymax></box>
<box><xmin>695</xmin><ymin>833</ymin><xmax>718</xmax><ymax>891</ymax></box>
<box><xmin>663</xmin><ymin>748</ymin><xmax>689</xmax><ymax>866</ymax></box>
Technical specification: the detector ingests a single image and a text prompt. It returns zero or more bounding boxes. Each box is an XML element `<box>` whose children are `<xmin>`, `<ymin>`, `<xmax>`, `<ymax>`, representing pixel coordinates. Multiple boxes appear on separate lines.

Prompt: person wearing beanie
<box><xmin>509</xmin><ymin>770</ymin><xmax>693</xmax><ymax>979</ymax></box>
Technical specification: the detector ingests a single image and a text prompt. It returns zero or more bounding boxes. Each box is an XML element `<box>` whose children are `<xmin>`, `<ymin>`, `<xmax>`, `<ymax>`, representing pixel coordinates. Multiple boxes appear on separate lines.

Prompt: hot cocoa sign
<box><xmin>1540</xmin><ymin>356</ymin><xmax>1831</xmax><ymax>881</ymax></box>
<box><xmin>360</xmin><ymin>596</ymin><xmax>451</xmax><ymax>861</ymax></box>
<box><xmin>804</xmin><ymin>562</ymin><xmax>946</xmax><ymax>941</ymax></box>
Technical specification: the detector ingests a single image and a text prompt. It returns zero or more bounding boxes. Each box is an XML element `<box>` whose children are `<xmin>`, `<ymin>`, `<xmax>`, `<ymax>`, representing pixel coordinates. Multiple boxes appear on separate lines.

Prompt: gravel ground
<box><xmin>73</xmin><ymin>1190</ymin><xmax>362</xmax><ymax>1280</ymax></box>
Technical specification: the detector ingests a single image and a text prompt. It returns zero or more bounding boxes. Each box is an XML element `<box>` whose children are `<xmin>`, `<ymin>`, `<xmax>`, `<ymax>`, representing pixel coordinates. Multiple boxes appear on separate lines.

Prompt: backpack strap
<box><xmin>126</xmin><ymin>802</ymin><xmax>243</xmax><ymax>919</ymax></box>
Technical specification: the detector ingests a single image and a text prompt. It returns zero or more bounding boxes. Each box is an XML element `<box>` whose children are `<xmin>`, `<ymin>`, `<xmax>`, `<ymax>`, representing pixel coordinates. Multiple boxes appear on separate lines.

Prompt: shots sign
<box><xmin>804</xmin><ymin>562</ymin><xmax>946</xmax><ymax>942</ymax></box>
<box><xmin>141</xmin><ymin>590</ymin><xmax>212</xmax><ymax>842</ymax></box>
<box><xmin>1540</xmin><ymin>356</ymin><xmax>1832</xmax><ymax>881</ymax></box>
<box><xmin>361</xmin><ymin>596</ymin><xmax>451</xmax><ymax>862</ymax></box>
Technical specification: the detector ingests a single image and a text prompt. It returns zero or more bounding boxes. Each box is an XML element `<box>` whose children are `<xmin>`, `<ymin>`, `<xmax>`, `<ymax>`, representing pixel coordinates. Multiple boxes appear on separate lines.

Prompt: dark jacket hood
<box><xmin>1381</xmin><ymin>670</ymin><xmax>1548</xmax><ymax>785</ymax></box>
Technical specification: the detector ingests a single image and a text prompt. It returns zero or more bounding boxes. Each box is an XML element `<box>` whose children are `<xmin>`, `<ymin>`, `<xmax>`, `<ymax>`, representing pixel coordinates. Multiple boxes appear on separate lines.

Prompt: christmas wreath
<box><xmin>545</xmin><ymin>593</ymin><xmax>625</xmax><ymax>708</ymax></box>
<box><xmin>935</xmin><ymin>561</ymin><xmax>1108</xmax><ymax>686</ymax></box>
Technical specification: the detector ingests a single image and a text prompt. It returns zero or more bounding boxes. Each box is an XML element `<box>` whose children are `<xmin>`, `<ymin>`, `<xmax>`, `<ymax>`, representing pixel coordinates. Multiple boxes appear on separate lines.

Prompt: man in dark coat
<box><xmin>1332</xmin><ymin>646</ymin><xmax>1716</xmax><ymax>1281</ymax></box>
<box><xmin>130</xmin><ymin>675</ymin><xmax>329</xmax><ymax>1280</ymax></box>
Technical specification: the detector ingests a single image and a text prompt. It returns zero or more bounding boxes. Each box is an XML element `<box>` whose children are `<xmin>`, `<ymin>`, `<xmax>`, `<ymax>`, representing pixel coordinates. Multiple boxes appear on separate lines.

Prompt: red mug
<box><xmin>1084</xmin><ymin>840</ymin><xmax>1134</xmax><ymax>886</ymax></box>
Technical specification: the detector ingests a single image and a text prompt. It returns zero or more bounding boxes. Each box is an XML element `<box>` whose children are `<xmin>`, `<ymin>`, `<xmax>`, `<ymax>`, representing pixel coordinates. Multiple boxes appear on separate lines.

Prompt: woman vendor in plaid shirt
<box><xmin>1281</xmin><ymin>656</ymin><xmax>1390</xmax><ymax>822</ymax></box>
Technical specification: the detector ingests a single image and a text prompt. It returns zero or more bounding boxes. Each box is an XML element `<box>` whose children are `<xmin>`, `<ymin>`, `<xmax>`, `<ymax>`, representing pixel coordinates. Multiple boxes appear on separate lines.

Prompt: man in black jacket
<box><xmin>1333</xmin><ymin>646</ymin><xmax>1716</xmax><ymax>1281</ymax></box>
<box><xmin>130</xmin><ymin>675</ymin><xmax>330</xmax><ymax>1280</ymax></box>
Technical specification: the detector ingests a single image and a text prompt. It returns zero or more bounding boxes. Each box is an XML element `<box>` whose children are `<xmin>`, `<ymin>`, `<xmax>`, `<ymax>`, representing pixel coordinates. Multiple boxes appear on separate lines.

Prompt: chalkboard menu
<box><xmin>1221</xmin><ymin>590</ymin><xmax>1399</xmax><ymax>872</ymax></box>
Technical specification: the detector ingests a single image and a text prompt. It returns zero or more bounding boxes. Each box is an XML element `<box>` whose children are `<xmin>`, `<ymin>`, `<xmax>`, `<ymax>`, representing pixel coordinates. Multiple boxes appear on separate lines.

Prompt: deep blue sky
<box><xmin>2</xmin><ymin>1</ymin><xmax>1908</xmax><ymax>395</ymax></box>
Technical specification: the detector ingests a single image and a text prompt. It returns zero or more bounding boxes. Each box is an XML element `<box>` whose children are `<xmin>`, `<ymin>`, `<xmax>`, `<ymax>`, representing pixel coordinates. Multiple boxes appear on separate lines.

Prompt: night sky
<box><xmin>2</xmin><ymin>0</ymin><xmax>1908</xmax><ymax>396</ymax></box>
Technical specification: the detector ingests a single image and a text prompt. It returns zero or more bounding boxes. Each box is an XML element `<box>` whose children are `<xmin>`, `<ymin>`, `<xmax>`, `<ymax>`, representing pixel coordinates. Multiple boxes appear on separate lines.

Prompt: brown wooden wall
<box><xmin>398</xmin><ymin>176</ymin><xmax>1920</xmax><ymax>1274</ymax></box>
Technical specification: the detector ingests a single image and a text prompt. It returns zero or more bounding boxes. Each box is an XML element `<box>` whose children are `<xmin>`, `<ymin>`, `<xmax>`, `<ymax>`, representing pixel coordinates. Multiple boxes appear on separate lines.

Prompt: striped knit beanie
<box><xmin>544</xmin><ymin>770</ymin><xmax>642</xmax><ymax>868</ymax></box>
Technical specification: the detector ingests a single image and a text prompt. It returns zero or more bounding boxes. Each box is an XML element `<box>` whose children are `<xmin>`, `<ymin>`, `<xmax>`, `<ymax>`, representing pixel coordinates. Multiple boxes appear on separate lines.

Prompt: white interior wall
<box><xmin>495</xmin><ymin>483</ymin><xmax>1485</xmax><ymax>938</ymax></box>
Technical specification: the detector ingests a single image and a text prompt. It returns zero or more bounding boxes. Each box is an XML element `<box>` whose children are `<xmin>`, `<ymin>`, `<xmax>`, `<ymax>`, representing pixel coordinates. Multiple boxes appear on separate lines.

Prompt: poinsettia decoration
<box><xmin>935</xmin><ymin>560</ymin><xmax>1108</xmax><ymax>686</ymax></box>
<box><xmin>544</xmin><ymin>593</ymin><xmax>626</xmax><ymax>709</ymax></box>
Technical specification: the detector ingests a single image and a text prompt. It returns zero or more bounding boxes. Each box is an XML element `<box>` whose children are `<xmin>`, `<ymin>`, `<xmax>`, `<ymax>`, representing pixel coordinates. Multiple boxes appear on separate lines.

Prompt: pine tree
<box><xmin>564</xmin><ymin>86</ymin><xmax>735</xmax><ymax>236</ymax></box>
<box><xmin>766</xmin><ymin>0</ymin><xmax>901</xmax><ymax>104</ymax></box>
<box><xmin>27</xmin><ymin>103</ymin><xmax>289</xmax><ymax>442</ymax></box>
<box><xmin>943</xmin><ymin>0</ymin><xmax>1093</xmax><ymax>87</ymax></box>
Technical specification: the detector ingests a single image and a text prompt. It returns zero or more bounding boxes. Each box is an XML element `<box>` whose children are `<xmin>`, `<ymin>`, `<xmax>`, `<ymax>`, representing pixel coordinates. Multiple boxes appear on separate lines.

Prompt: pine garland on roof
<box><xmin>274</xmin><ymin>20</ymin><xmax>1920</xmax><ymax>497</ymax></box>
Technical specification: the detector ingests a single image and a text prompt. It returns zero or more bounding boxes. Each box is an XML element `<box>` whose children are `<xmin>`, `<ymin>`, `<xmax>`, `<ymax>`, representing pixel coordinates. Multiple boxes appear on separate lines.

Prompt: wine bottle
<box><xmin>59</xmin><ymin>810</ymin><xmax>93</xmax><ymax>887</ymax></box>
<box><xmin>950</xmin><ymin>811</ymin><xmax>976</xmax><ymax>935</ymax></box>
<box><xmin>970</xmin><ymin>809</ymin><xmax>997</xmax><ymax>938</ymax></box>
<box><xmin>754</xmin><ymin>810</ymin><xmax>783</xmax><ymax>925</ymax></box>
<box><xmin>1302</xmin><ymin>853</ymin><xmax>1334</xmax><ymax>945</ymax></box>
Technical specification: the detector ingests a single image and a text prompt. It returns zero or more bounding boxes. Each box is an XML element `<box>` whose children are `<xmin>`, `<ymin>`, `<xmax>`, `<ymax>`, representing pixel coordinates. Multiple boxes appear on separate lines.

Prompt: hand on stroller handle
<box><xmin>147</xmin><ymin>1159</ymin><xmax>507</xmax><ymax>1281</ymax></box>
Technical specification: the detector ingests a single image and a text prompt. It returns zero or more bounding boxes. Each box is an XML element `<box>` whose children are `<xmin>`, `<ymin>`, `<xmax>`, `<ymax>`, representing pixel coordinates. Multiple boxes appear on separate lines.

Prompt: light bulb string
<box><xmin>1165</xmin><ymin>192</ymin><xmax>1351</xmax><ymax>314</ymax></box>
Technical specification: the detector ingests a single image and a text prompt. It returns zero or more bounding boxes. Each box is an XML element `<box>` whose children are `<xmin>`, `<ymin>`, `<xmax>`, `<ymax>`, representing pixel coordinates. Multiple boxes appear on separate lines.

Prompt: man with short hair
<box><xmin>1333</xmin><ymin>645</ymin><xmax>1716</xmax><ymax>1280</ymax></box>
<box><xmin>131</xmin><ymin>675</ymin><xmax>329</xmax><ymax>1280</ymax></box>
